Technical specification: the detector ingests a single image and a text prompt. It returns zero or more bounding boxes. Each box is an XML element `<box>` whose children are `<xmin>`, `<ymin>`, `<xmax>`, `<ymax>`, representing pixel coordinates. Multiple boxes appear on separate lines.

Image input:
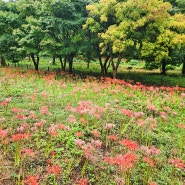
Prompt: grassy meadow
<box><xmin>0</xmin><ymin>66</ymin><xmax>185</xmax><ymax>185</ymax></box>
<box><xmin>7</xmin><ymin>58</ymin><xmax>185</xmax><ymax>87</ymax></box>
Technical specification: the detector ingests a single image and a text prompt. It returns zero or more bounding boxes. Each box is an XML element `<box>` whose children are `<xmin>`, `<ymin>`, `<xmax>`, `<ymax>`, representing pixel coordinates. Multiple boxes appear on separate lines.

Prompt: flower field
<box><xmin>0</xmin><ymin>68</ymin><xmax>185</xmax><ymax>185</ymax></box>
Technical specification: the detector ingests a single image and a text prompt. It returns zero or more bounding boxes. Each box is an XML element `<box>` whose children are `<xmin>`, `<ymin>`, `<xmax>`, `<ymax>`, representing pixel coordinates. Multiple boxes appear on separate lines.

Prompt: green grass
<box><xmin>7</xmin><ymin>57</ymin><xmax>185</xmax><ymax>87</ymax></box>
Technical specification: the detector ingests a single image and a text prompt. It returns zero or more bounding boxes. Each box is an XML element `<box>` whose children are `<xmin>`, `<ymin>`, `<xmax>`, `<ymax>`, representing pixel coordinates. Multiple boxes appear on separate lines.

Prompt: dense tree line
<box><xmin>0</xmin><ymin>0</ymin><xmax>185</xmax><ymax>78</ymax></box>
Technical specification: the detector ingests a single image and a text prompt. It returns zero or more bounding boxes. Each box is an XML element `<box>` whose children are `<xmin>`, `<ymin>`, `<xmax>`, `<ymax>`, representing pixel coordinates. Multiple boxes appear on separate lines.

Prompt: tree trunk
<box><xmin>98</xmin><ymin>55</ymin><xmax>104</xmax><ymax>77</ymax></box>
<box><xmin>30</xmin><ymin>53</ymin><xmax>39</xmax><ymax>71</ymax></box>
<box><xmin>104</xmin><ymin>56</ymin><xmax>110</xmax><ymax>75</ymax></box>
<box><xmin>87</xmin><ymin>59</ymin><xmax>90</xmax><ymax>69</ymax></box>
<box><xmin>0</xmin><ymin>56</ymin><xmax>7</xmax><ymax>67</ymax></box>
<box><xmin>182</xmin><ymin>59</ymin><xmax>185</xmax><ymax>76</ymax></box>
<box><xmin>111</xmin><ymin>59</ymin><xmax>117</xmax><ymax>79</ymax></box>
<box><xmin>111</xmin><ymin>53</ymin><xmax>122</xmax><ymax>79</ymax></box>
<box><xmin>59</xmin><ymin>56</ymin><xmax>65</xmax><ymax>71</ymax></box>
<box><xmin>68</xmin><ymin>54</ymin><xmax>74</xmax><ymax>74</ymax></box>
<box><xmin>52</xmin><ymin>56</ymin><xmax>56</xmax><ymax>65</ymax></box>
<box><xmin>98</xmin><ymin>55</ymin><xmax>111</xmax><ymax>77</ymax></box>
<box><xmin>161</xmin><ymin>60</ymin><xmax>166</xmax><ymax>75</ymax></box>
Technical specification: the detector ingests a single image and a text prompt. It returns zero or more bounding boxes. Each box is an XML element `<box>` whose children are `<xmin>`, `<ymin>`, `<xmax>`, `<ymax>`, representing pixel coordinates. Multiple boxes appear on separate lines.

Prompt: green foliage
<box><xmin>0</xmin><ymin>0</ymin><xmax>185</xmax><ymax>75</ymax></box>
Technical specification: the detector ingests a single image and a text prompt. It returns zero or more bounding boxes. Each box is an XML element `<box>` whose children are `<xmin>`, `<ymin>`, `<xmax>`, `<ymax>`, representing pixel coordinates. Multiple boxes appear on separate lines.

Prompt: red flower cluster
<box><xmin>24</xmin><ymin>175</ymin><xmax>39</xmax><ymax>185</ymax></box>
<box><xmin>48</xmin><ymin>164</ymin><xmax>61</xmax><ymax>176</ymax></box>
<box><xmin>108</xmin><ymin>134</ymin><xmax>118</xmax><ymax>141</ymax></box>
<box><xmin>77</xmin><ymin>178</ymin><xmax>88</xmax><ymax>185</ymax></box>
<box><xmin>120</xmin><ymin>109</ymin><xmax>133</xmax><ymax>117</ymax></box>
<box><xmin>11</xmin><ymin>133</ymin><xmax>30</xmax><ymax>141</ymax></box>
<box><xmin>104</xmin><ymin>153</ymin><xmax>137</xmax><ymax>170</ymax></box>
<box><xmin>169</xmin><ymin>158</ymin><xmax>185</xmax><ymax>169</ymax></box>
<box><xmin>143</xmin><ymin>156</ymin><xmax>154</xmax><ymax>167</ymax></box>
<box><xmin>0</xmin><ymin>128</ymin><xmax>9</xmax><ymax>139</ymax></box>
<box><xmin>120</xmin><ymin>139</ymin><xmax>139</xmax><ymax>150</ymax></box>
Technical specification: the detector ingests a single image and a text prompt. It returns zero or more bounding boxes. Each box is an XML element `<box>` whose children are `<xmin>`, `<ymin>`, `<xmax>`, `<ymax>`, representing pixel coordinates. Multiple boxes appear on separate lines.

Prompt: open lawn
<box><xmin>7</xmin><ymin>58</ymin><xmax>185</xmax><ymax>87</ymax></box>
<box><xmin>0</xmin><ymin>67</ymin><xmax>185</xmax><ymax>185</ymax></box>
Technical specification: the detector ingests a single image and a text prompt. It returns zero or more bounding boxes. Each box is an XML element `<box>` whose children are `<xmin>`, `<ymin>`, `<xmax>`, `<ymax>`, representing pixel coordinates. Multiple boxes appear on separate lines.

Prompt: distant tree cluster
<box><xmin>0</xmin><ymin>0</ymin><xmax>185</xmax><ymax>77</ymax></box>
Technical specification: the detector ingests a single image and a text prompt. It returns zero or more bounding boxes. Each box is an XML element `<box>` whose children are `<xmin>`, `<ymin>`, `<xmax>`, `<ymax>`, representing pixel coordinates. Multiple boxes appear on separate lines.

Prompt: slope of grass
<box><xmin>0</xmin><ymin>67</ymin><xmax>184</xmax><ymax>185</ymax></box>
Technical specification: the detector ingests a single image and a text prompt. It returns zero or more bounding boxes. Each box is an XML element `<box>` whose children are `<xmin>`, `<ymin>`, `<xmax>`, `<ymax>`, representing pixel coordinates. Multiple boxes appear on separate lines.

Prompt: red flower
<box><xmin>169</xmin><ymin>158</ymin><xmax>185</xmax><ymax>169</ymax></box>
<box><xmin>148</xmin><ymin>182</ymin><xmax>158</xmax><ymax>185</ymax></box>
<box><xmin>24</xmin><ymin>175</ymin><xmax>39</xmax><ymax>185</ymax></box>
<box><xmin>120</xmin><ymin>139</ymin><xmax>139</xmax><ymax>151</ymax></box>
<box><xmin>143</xmin><ymin>156</ymin><xmax>154</xmax><ymax>167</ymax></box>
<box><xmin>108</xmin><ymin>134</ymin><xmax>118</xmax><ymax>141</ymax></box>
<box><xmin>77</xmin><ymin>178</ymin><xmax>88</xmax><ymax>185</ymax></box>
<box><xmin>48</xmin><ymin>164</ymin><xmax>61</xmax><ymax>176</ymax></box>
<box><xmin>90</xmin><ymin>130</ymin><xmax>100</xmax><ymax>138</ymax></box>
<box><xmin>21</xmin><ymin>148</ymin><xmax>35</xmax><ymax>157</ymax></box>
<box><xmin>120</xmin><ymin>109</ymin><xmax>133</xmax><ymax>117</ymax></box>
<box><xmin>177</xmin><ymin>123</ymin><xmax>185</xmax><ymax>129</ymax></box>
<box><xmin>40</xmin><ymin>106</ymin><xmax>49</xmax><ymax>115</ymax></box>
<box><xmin>11</xmin><ymin>133</ymin><xmax>30</xmax><ymax>141</ymax></box>
<box><xmin>104</xmin><ymin>153</ymin><xmax>137</xmax><ymax>170</ymax></box>
<box><xmin>17</xmin><ymin>114</ymin><xmax>24</xmax><ymax>119</ymax></box>
<box><xmin>75</xmin><ymin>132</ymin><xmax>83</xmax><ymax>137</ymax></box>
<box><xmin>0</xmin><ymin>128</ymin><xmax>9</xmax><ymax>139</ymax></box>
<box><xmin>1</xmin><ymin>101</ymin><xmax>8</xmax><ymax>107</ymax></box>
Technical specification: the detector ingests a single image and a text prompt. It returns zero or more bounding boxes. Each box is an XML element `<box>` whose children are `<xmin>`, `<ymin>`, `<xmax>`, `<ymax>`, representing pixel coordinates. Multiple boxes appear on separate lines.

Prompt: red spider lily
<box><xmin>146</xmin><ymin>103</ymin><xmax>157</xmax><ymax>112</ymax></box>
<box><xmin>133</xmin><ymin>111</ymin><xmax>145</xmax><ymax>118</ymax></box>
<box><xmin>91</xmin><ymin>139</ymin><xmax>102</xmax><ymax>148</ymax></box>
<box><xmin>11</xmin><ymin>133</ymin><xmax>30</xmax><ymax>141</ymax></box>
<box><xmin>149</xmin><ymin>146</ymin><xmax>161</xmax><ymax>155</ymax></box>
<box><xmin>90</xmin><ymin>130</ymin><xmax>100</xmax><ymax>138</ymax></box>
<box><xmin>1</xmin><ymin>98</ymin><xmax>11</xmax><ymax>107</ymax></box>
<box><xmin>1</xmin><ymin>101</ymin><xmax>8</xmax><ymax>107</ymax></box>
<box><xmin>24</xmin><ymin>175</ymin><xmax>39</xmax><ymax>185</ymax></box>
<box><xmin>177</xmin><ymin>123</ymin><xmax>185</xmax><ymax>129</ymax></box>
<box><xmin>136</xmin><ymin>119</ymin><xmax>145</xmax><ymax>127</ymax></box>
<box><xmin>29</xmin><ymin>112</ymin><xmax>37</xmax><ymax>119</ymax></box>
<box><xmin>48</xmin><ymin>125</ymin><xmax>58</xmax><ymax>137</ymax></box>
<box><xmin>74</xmin><ymin>139</ymin><xmax>85</xmax><ymax>147</ymax></box>
<box><xmin>140</xmin><ymin>145</ymin><xmax>161</xmax><ymax>155</ymax></box>
<box><xmin>120</xmin><ymin>139</ymin><xmax>139</xmax><ymax>151</ymax></box>
<box><xmin>83</xmin><ymin>144</ymin><xmax>95</xmax><ymax>160</ymax></box>
<box><xmin>17</xmin><ymin>122</ymin><xmax>29</xmax><ymax>133</ymax></box>
<box><xmin>79</xmin><ymin>118</ymin><xmax>87</xmax><ymax>124</ymax></box>
<box><xmin>67</xmin><ymin>114</ymin><xmax>77</xmax><ymax>123</ymax></box>
<box><xmin>148</xmin><ymin>182</ymin><xmax>158</xmax><ymax>185</ymax></box>
<box><xmin>48</xmin><ymin>164</ymin><xmax>61</xmax><ymax>176</ymax></box>
<box><xmin>0</xmin><ymin>128</ymin><xmax>9</xmax><ymax>139</ymax></box>
<box><xmin>108</xmin><ymin>134</ymin><xmax>118</xmax><ymax>141</ymax></box>
<box><xmin>104</xmin><ymin>123</ymin><xmax>115</xmax><ymax>130</ymax></box>
<box><xmin>120</xmin><ymin>108</ymin><xmax>133</xmax><ymax>117</ymax></box>
<box><xmin>40</xmin><ymin>106</ymin><xmax>49</xmax><ymax>115</ymax></box>
<box><xmin>143</xmin><ymin>156</ymin><xmax>154</xmax><ymax>167</ymax></box>
<box><xmin>17</xmin><ymin>114</ymin><xmax>24</xmax><ymax>120</ymax></box>
<box><xmin>169</xmin><ymin>158</ymin><xmax>185</xmax><ymax>169</ymax></box>
<box><xmin>34</xmin><ymin>122</ymin><xmax>43</xmax><ymax>128</ymax></box>
<box><xmin>104</xmin><ymin>153</ymin><xmax>137</xmax><ymax>170</ymax></box>
<box><xmin>115</xmin><ymin>177</ymin><xmax>125</xmax><ymax>185</ymax></box>
<box><xmin>21</xmin><ymin>148</ymin><xmax>35</xmax><ymax>157</ymax></box>
<box><xmin>56</xmin><ymin>123</ymin><xmax>65</xmax><ymax>130</ymax></box>
<box><xmin>77</xmin><ymin>178</ymin><xmax>88</xmax><ymax>185</ymax></box>
<box><xmin>75</xmin><ymin>132</ymin><xmax>83</xmax><ymax>137</ymax></box>
<box><xmin>12</xmin><ymin>107</ymin><xmax>19</xmax><ymax>113</ymax></box>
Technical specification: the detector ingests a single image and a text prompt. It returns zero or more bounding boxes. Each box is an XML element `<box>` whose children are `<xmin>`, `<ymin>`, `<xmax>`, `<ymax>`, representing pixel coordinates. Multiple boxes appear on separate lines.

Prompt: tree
<box><xmin>0</xmin><ymin>1</ymin><xmax>23</xmax><ymax>67</ymax></box>
<box><xmin>169</xmin><ymin>13</ymin><xmax>185</xmax><ymax>75</ymax></box>
<box><xmin>39</xmin><ymin>0</ymin><xmax>89</xmax><ymax>73</ymax></box>
<box><xmin>12</xmin><ymin>0</ymin><xmax>46</xmax><ymax>71</ymax></box>
<box><xmin>85</xmin><ymin>0</ymin><xmax>174</xmax><ymax>78</ymax></box>
<box><xmin>84</xmin><ymin>0</ymin><xmax>118</xmax><ymax>77</ymax></box>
